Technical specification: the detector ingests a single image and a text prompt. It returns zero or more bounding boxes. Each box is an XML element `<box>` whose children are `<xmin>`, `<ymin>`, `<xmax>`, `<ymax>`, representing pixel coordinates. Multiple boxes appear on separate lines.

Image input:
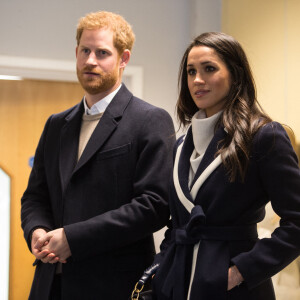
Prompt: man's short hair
<box><xmin>76</xmin><ymin>11</ymin><xmax>135</xmax><ymax>55</ymax></box>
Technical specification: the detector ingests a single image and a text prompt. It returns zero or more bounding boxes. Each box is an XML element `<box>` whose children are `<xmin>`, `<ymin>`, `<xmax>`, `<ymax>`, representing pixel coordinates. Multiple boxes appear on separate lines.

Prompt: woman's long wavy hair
<box><xmin>177</xmin><ymin>32</ymin><xmax>272</xmax><ymax>182</ymax></box>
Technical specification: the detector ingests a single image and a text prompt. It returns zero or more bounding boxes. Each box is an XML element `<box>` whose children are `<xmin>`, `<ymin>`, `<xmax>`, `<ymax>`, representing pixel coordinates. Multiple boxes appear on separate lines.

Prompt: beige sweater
<box><xmin>78</xmin><ymin>112</ymin><xmax>103</xmax><ymax>161</ymax></box>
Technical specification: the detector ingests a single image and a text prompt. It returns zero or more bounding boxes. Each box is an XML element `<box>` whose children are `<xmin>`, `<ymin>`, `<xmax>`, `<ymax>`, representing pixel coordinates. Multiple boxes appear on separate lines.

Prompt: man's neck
<box><xmin>85</xmin><ymin>92</ymin><xmax>108</xmax><ymax>108</ymax></box>
<box><xmin>85</xmin><ymin>82</ymin><xmax>121</xmax><ymax>108</ymax></box>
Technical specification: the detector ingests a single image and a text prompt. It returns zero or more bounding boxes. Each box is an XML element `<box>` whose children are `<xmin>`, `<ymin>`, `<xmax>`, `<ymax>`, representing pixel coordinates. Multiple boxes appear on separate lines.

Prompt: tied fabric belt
<box><xmin>174</xmin><ymin>224</ymin><xmax>258</xmax><ymax>244</ymax></box>
<box><xmin>173</xmin><ymin>205</ymin><xmax>258</xmax><ymax>244</ymax></box>
<box><xmin>172</xmin><ymin>205</ymin><xmax>258</xmax><ymax>245</ymax></box>
<box><xmin>160</xmin><ymin>206</ymin><xmax>258</xmax><ymax>300</ymax></box>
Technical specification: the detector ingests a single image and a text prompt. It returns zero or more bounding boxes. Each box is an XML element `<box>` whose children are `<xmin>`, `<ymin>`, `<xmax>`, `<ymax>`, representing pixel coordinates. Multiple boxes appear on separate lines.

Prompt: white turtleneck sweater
<box><xmin>189</xmin><ymin>110</ymin><xmax>222</xmax><ymax>189</ymax></box>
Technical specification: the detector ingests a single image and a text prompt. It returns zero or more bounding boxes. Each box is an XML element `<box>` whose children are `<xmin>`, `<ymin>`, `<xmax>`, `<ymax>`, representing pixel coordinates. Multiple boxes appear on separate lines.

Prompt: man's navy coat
<box><xmin>21</xmin><ymin>84</ymin><xmax>175</xmax><ymax>299</ymax></box>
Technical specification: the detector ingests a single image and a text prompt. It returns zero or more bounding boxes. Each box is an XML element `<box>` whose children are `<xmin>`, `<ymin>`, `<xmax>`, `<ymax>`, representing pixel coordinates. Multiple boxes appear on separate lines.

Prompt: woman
<box><xmin>152</xmin><ymin>32</ymin><xmax>300</xmax><ymax>300</ymax></box>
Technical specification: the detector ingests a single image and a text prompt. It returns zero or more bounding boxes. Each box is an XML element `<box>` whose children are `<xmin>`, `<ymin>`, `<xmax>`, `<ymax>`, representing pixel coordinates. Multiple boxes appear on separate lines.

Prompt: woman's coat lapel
<box><xmin>174</xmin><ymin>126</ymin><xmax>226</xmax><ymax>209</ymax></box>
<box><xmin>172</xmin><ymin>125</ymin><xmax>227</xmax><ymax>299</ymax></box>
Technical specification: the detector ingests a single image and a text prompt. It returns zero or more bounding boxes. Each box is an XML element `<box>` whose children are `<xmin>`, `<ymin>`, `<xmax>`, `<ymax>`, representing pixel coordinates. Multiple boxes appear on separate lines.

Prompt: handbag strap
<box><xmin>131</xmin><ymin>263</ymin><xmax>160</xmax><ymax>300</ymax></box>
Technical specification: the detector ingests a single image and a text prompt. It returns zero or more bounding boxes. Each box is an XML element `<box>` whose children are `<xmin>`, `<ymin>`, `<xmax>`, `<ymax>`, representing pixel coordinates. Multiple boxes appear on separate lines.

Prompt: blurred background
<box><xmin>0</xmin><ymin>0</ymin><xmax>299</xmax><ymax>299</ymax></box>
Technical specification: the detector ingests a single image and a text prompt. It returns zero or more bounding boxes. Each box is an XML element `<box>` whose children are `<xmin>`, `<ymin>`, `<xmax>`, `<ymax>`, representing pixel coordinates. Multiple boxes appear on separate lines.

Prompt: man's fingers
<box><xmin>34</xmin><ymin>249</ymin><xmax>51</xmax><ymax>260</ymax></box>
<box><xmin>34</xmin><ymin>235</ymin><xmax>51</xmax><ymax>250</ymax></box>
<box><xmin>41</xmin><ymin>253</ymin><xmax>58</xmax><ymax>263</ymax></box>
<box><xmin>48</xmin><ymin>256</ymin><xmax>60</xmax><ymax>264</ymax></box>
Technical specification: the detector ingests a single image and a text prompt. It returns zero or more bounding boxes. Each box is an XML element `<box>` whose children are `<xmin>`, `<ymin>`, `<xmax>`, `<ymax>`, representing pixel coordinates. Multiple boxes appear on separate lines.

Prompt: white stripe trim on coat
<box><xmin>173</xmin><ymin>138</ymin><xmax>222</xmax><ymax>300</ymax></box>
<box><xmin>173</xmin><ymin>141</ymin><xmax>194</xmax><ymax>213</ymax></box>
<box><xmin>190</xmin><ymin>155</ymin><xmax>222</xmax><ymax>199</ymax></box>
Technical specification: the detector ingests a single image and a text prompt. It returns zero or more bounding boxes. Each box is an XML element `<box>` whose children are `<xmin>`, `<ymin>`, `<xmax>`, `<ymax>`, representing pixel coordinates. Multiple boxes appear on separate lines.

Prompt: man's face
<box><xmin>76</xmin><ymin>28</ymin><xmax>121</xmax><ymax>96</ymax></box>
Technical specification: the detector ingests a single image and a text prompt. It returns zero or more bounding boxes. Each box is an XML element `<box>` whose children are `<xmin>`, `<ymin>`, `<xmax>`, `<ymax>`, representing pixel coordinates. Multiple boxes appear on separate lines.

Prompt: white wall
<box><xmin>0</xmin><ymin>0</ymin><xmax>221</xmax><ymax>124</ymax></box>
<box><xmin>190</xmin><ymin>0</ymin><xmax>222</xmax><ymax>38</ymax></box>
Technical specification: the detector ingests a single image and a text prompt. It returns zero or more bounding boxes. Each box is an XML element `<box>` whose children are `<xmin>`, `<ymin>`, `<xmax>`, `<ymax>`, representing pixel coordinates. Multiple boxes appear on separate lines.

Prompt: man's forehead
<box><xmin>79</xmin><ymin>28</ymin><xmax>115</xmax><ymax>47</ymax></box>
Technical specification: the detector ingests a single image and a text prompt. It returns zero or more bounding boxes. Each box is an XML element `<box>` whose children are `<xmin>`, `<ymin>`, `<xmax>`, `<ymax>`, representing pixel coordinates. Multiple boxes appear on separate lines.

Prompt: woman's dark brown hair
<box><xmin>177</xmin><ymin>32</ymin><xmax>272</xmax><ymax>182</ymax></box>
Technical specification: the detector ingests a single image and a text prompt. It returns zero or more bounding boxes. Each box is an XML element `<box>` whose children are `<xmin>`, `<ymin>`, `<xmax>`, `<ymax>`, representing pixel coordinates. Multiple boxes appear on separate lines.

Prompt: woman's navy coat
<box><xmin>153</xmin><ymin>122</ymin><xmax>300</xmax><ymax>300</ymax></box>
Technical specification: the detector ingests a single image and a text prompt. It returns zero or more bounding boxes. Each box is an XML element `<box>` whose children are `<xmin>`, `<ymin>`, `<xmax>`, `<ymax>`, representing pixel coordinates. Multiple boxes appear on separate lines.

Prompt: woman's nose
<box><xmin>194</xmin><ymin>73</ymin><xmax>205</xmax><ymax>84</ymax></box>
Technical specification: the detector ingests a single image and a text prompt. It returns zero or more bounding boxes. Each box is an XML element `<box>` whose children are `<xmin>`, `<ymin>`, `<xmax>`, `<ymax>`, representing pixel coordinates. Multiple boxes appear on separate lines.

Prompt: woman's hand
<box><xmin>228</xmin><ymin>265</ymin><xmax>244</xmax><ymax>290</ymax></box>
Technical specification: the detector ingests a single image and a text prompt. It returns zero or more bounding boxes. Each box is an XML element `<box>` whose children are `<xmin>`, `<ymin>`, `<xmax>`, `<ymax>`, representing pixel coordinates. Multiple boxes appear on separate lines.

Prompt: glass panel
<box><xmin>0</xmin><ymin>168</ymin><xmax>10</xmax><ymax>300</ymax></box>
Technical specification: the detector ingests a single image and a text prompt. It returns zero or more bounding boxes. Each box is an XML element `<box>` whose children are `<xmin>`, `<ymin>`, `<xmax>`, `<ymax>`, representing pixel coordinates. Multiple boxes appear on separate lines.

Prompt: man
<box><xmin>21</xmin><ymin>11</ymin><xmax>175</xmax><ymax>300</ymax></box>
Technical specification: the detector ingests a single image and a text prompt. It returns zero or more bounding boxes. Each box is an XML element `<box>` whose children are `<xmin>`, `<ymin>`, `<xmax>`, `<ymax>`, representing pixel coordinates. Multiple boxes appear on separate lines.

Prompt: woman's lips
<box><xmin>195</xmin><ymin>89</ymin><xmax>209</xmax><ymax>96</ymax></box>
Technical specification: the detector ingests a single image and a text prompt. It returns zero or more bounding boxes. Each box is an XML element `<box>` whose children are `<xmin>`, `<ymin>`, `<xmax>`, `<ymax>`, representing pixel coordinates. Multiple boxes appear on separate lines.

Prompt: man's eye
<box><xmin>97</xmin><ymin>50</ymin><xmax>108</xmax><ymax>56</ymax></box>
<box><xmin>82</xmin><ymin>48</ymin><xmax>90</xmax><ymax>54</ymax></box>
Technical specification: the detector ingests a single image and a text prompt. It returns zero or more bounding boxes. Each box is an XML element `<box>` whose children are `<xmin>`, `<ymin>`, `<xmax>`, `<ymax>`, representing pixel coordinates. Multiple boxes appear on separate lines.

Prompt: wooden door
<box><xmin>0</xmin><ymin>79</ymin><xmax>84</xmax><ymax>300</ymax></box>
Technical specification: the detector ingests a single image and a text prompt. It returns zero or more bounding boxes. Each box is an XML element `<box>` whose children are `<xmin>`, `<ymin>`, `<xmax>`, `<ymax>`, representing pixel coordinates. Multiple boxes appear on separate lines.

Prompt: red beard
<box><xmin>76</xmin><ymin>66</ymin><xmax>119</xmax><ymax>95</ymax></box>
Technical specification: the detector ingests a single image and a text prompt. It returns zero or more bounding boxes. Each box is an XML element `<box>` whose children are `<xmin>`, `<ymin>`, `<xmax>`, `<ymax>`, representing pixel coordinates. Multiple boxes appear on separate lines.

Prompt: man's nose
<box><xmin>86</xmin><ymin>52</ymin><xmax>97</xmax><ymax>65</ymax></box>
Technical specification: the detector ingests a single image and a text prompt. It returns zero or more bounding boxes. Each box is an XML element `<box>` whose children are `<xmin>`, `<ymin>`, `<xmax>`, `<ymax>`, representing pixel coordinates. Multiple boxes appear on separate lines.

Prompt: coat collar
<box><xmin>59</xmin><ymin>84</ymin><xmax>133</xmax><ymax>192</ymax></box>
<box><xmin>174</xmin><ymin>125</ymin><xmax>226</xmax><ymax>211</ymax></box>
<box><xmin>172</xmin><ymin>124</ymin><xmax>226</xmax><ymax>300</ymax></box>
<box><xmin>189</xmin><ymin>126</ymin><xmax>226</xmax><ymax>189</ymax></box>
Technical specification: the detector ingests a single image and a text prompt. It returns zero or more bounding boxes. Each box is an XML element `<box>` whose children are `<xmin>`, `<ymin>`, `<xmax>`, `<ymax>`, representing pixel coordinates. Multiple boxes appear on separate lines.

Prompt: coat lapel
<box><xmin>190</xmin><ymin>126</ymin><xmax>226</xmax><ymax>189</ymax></box>
<box><xmin>174</xmin><ymin>125</ymin><xmax>226</xmax><ymax>211</ymax></box>
<box><xmin>174</xmin><ymin>125</ymin><xmax>226</xmax><ymax>300</ymax></box>
<box><xmin>59</xmin><ymin>84</ymin><xmax>133</xmax><ymax>193</ymax></box>
<box><xmin>173</xmin><ymin>134</ymin><xmax>194</xmax><ymax>213</ymax></box>
<box><xmin>177</xmin><ymin>127</ymin><xmax>194</xmax><ymax>203</ymax></box>
<box><xmin>59</xmin><ymin>102</ymin><xmax>84</xmax><ymax>193</ymax></box>
<box><xmin>73</xmin><ymin>84</ymin><xmax>132</xmax><ymax>174</ymax></box>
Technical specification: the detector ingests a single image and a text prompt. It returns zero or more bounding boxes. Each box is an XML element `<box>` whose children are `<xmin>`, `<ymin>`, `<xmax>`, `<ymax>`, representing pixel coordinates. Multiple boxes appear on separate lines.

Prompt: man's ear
<box><xmin>75</xmin><ymin>47</ymin><xmax>78</xmax><ymax>58</ymax></box>
<box><xmin>120</xmin><ymin>50</ymin><xmax>131</xmax><ymax>68</ymax></box>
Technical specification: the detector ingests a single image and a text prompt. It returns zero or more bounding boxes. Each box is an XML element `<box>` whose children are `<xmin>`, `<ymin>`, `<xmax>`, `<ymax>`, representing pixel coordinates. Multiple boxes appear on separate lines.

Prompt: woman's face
<box><xmin>187</xmin><ymin>46</ymin><xmax>232</xmax><ymax>117</ymax></box>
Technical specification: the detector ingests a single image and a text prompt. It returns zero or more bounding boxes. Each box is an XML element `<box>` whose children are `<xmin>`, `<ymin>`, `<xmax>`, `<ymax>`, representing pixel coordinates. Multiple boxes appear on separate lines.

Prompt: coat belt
<box><xmin>173</xmin><ymin>205</ymin><xmax>258</xmax><ymax>244</ymax></box>
<box><xmin>174</xmin><ymin>224</ymin><xmax>258</xmax><ymax>244</ymax></box>
<box><xmin>159</xmin><ymin>205</ymin><xmax>258</xmax><ymax>299</ymax></box>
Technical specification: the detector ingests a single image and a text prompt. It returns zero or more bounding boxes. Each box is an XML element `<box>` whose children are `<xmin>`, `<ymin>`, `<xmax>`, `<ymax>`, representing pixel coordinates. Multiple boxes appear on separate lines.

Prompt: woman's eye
<box><xmin>205</xmin><ymin>66</ymin><xmax>216</xmax><ymax>72</ymax></box>
<box><xmin>187</xmin><ymin>69</ymin><xmax>196</xmax><ymax>76</ymax></box>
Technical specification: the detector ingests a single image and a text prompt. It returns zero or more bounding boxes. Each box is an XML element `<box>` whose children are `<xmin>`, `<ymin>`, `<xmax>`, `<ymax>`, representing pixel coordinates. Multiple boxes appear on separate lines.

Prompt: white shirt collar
<box><xmin>83</xmin><ymin>84</ymin><xmax>122</xmax><ymax>115</ymax></box>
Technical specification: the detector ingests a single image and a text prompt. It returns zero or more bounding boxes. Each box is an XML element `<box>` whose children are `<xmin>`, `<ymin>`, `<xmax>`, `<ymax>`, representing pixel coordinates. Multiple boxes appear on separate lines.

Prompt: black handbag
<box><xmin>130</xmin><ymin>263</ymin><xmax>159</xmax><ymax>300</ymax></box>
<box><xmin>131</xmin><ymin>290</ymin><xmax>153</xmax><ymax>300</ymax></box>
